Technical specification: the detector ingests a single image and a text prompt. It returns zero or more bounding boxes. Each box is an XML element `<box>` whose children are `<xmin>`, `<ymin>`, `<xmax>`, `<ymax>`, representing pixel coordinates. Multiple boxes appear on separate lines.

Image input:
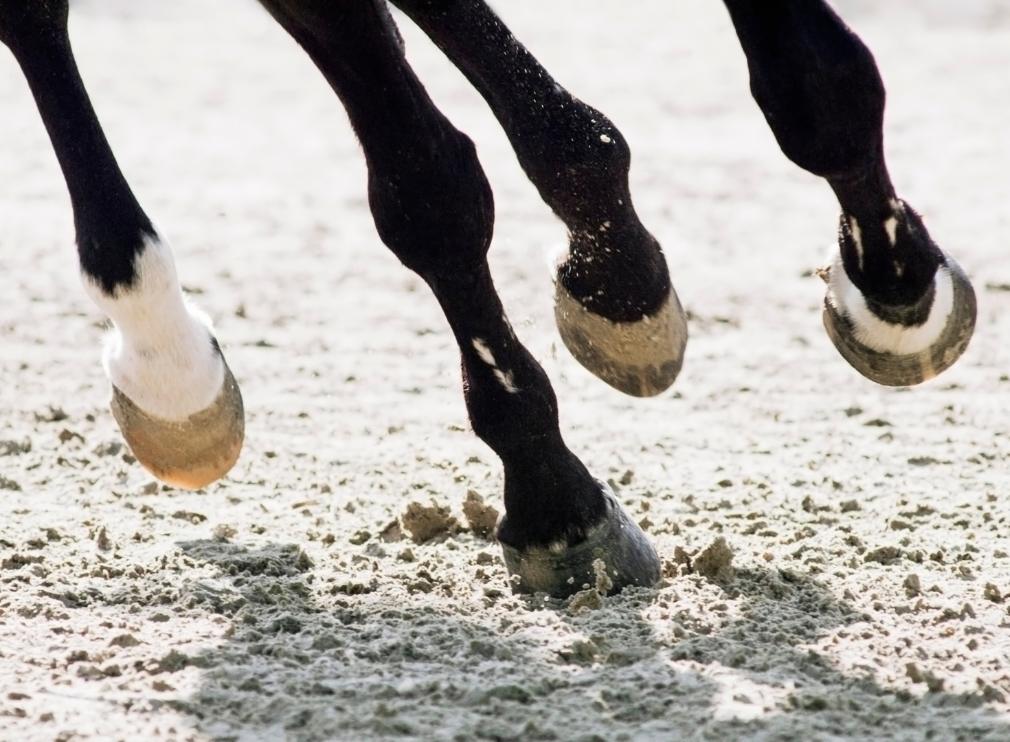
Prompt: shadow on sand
<box><xmin>164</xmin><ymin>540</ymin><xmax>1007</xmax><ymax>740</ymax></box>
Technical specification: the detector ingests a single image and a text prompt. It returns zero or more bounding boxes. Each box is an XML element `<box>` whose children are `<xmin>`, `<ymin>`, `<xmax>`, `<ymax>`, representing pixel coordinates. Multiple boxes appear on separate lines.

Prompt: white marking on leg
<box><xmin>471</xmin><ymin>337</ymin><xmax>519</xmax><ymax>394</ymax></box>
<box><xmin>826</xmin><ymin>252</ymin><xmax>954</xmax><ymax>355</ymax></box>
<box><xmin>848</xmin><ymin>215</ymin><xmax>864</xmax><ymax>273</ymax></box>
<box><xmin>472</xmin><ymin>338</ymin><xmax>497</xmax><ymax>367</ymax></box>
<box><xmin>884</xmin><ymin>216</ymin><xmax>898</xmax><ymax>247</ymax></box>
<box><xmin>494</xmin><ymin>369</ymin><xmax>519</xmax><ymax>394</ymax></box>
<box><xmin>82</xmin><ymin>233</ymin><xmax>225</xmax><ymax>421</ymax></box>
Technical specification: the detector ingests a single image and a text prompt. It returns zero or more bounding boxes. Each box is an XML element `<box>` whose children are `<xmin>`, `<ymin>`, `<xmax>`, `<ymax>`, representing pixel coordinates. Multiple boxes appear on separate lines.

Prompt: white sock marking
<box><xmin>82</xmin><ymin>234</ymin><xmax>226</xmax><ymax>421</ymax></box>
<box><xmin>826</xmin><ymin>252</ymin><xmax>954</xmax><ymax>355</ymax></box>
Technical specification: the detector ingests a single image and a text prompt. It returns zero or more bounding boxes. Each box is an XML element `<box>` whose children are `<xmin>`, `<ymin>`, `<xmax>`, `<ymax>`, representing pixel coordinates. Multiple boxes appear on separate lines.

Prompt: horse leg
<box><xmin>389</xmin><ymin>0</ymin><xmax>688</xmax><ymax>398</ymax></box>
<box><xmin>0</xmin><ymin>2</ymin><xmax>244</xmax><ymax>488</ymax></box>
<box><xmin>256</xmin><ymin>0</ymin><xmax>659</xmax><ymax>597</ymax></box>
<box><xmin>723</xmin><ymin>0</ymin><xmax>976</xmax><ymax>386</ymax></box>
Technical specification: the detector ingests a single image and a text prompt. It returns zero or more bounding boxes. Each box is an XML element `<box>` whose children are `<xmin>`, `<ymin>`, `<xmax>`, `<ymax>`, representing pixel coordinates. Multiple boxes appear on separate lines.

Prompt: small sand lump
<box><xmin>692</xmin><ymin>537</ymin><xmax>735</xmax><ymax>582</ymax></box>
<box><xmin>462</xmin><ymin>489</ymin><xmax>499</xmax><ymax>539</ymax></box>
<box><xmin>401</xmin><ymin>500</ymin><xmax>458</xmax><ymax>544</ymax></box>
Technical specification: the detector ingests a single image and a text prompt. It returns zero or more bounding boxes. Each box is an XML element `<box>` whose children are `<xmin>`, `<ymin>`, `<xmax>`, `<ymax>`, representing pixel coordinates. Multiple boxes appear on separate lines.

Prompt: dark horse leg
<box><xmin>390</xmin><ymin>0</ymin><xmax>688</xmax><ymax>398</ymax></box>
<box><xmin>0</xmin><ymin>1</ymin><xmax>244</xmax><ymax>488</ymax></box>
<box><xmin>256</xmin><ymin>0</ymin><xmax>659</xmax><ymax>597</ymax></box>
<box><xmin>723</xmin><ymin>0</ymin><xmax>976</xmax><ymax>386</ymax></box>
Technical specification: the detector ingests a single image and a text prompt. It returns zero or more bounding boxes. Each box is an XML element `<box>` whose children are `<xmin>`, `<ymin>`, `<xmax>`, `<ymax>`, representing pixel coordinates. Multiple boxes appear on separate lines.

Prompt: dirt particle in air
<box><xmin>401</xmin><ymin>500</ymin><xmax>458</xmax><ymax>544</ymax></box>
<box><xmin>462</xmin><ymin>490</ymin><xmax>499</xmax><ymax>539</ymax></box>
<box><xmin>593</xmin><ymin>558</ymin><xmax>614</xmax><ymax>594</ymax></box>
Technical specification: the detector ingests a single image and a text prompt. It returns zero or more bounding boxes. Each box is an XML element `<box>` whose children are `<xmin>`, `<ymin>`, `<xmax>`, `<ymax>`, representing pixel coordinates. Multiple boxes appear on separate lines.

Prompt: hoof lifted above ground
<box><xmin>554</xmin><ymin>282</ymin><xmax>687</xmax><ymax>397</ymax></box>
<box><xmin>823</xmin><ymin>257</ymin><xmax>977</xmax><ymax>387</ymax></box>
<box><xmin>500</xmin><ymin>483</ymin><xmax>661</xmax><ymax>599</ymax></box>
<box><xmin>111</xmin><ymin>362</ymin><xmax>245</xmax><ymax>490</ymax></box>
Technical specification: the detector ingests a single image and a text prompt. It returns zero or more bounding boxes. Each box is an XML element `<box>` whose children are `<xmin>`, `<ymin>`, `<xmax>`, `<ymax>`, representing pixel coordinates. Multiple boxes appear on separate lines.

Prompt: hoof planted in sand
<box><xmin>111</xmin><ymin>361</ymin><xmax>245</xmax><ymax>490</ymax></box>
<box><xmin>554</xmin><ymin>283</ymin><xmax>687</xmax><ymax>397</ymax></box>
<box><xmin>500</xmin><ymin>483</ymin><xmax>661</xmax><ymax>599</ymax></box>
<box><xmin>823</xmin><ymin>258</ymin><xmax>976</xmax><ymax>387</ymax></box>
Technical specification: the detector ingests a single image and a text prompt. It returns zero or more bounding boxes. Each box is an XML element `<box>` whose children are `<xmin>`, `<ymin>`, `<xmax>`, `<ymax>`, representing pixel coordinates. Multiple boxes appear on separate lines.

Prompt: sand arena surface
<box><xmin>1</xmin><ymin>1</ymin><xmax>1009</xmax><ymax>739</ymax></box>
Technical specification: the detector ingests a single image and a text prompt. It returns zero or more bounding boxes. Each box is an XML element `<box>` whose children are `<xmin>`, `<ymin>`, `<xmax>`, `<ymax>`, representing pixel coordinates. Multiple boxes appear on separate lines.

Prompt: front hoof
<box><xmin>823</xmin><ymin>256</ymin><xmax>976</xmax><ymax>386</ymax></box>
<box><xmin>500</xmin><ymin>484</ymin><xmax>660</xmax><ymax>599</ymax></box>
<box><xmin>111</xmin><ymin>362</ymin><xmax>245</xmax><ymax>490</ymax></box>
<box><xmin>554</xmin><ymin>282</ymin><xmax>687</xmax><ymax>397</ymax></box>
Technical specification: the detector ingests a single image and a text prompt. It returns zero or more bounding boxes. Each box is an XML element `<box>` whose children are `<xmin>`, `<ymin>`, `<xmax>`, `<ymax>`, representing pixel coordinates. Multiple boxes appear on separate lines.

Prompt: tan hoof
<box><xmin>554</xmin><ymin>283</ymin><xmax>688</xmax><ymax>397</ymax></box>
<box><xmin>111</xmin><ymin>362</ymin><xmax>245</xmax><ymax>490</ymax></box>
<box><xmin>823</xmin><ymin>258</ymin><xmax>976</xmax><ymax>387</ymax></box>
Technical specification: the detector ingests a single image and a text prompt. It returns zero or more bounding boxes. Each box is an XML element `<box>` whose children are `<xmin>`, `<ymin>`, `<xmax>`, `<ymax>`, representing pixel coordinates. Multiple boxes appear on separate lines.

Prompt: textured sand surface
<box><xmin>1</xmin><ymin>1</ymin><xmax>1009</xmax><ymax>739</ymax></box>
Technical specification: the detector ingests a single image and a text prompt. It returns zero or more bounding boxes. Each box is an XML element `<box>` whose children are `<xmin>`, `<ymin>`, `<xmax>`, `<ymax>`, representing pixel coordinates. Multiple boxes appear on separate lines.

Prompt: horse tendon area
<box><xmin>1</xmin><ymin>1</ymin><xmax>1009</xmax><ymax>739</ymax></box>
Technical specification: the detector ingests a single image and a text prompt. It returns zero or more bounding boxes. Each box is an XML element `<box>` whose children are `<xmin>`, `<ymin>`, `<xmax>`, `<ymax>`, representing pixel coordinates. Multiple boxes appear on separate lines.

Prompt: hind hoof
<box><xmin>554</xmin><ymin>282</ymin><xmax>687</xmax><ymax>397</ymax></box>
<box><xmin>111</xmin><ymin>361</ymin><xmax>245</xmax><ymax>490</ymax></box>
<box><xmin>823</xmin><ymin>256</ymin><xmax>976</xmax><ymax>386</ymax></box>
<box><xmin>500</xmin><ymin>483</ymin><xmax>660</xmax><ymax>599</ymax></box>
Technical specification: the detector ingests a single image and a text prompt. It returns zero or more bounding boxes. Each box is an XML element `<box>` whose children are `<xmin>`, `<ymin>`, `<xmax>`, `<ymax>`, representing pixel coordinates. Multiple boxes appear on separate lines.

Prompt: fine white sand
<box><xmin>1</xmin><ymin>1</ymin><xmax>1008</xmax><ymax>739</ymax></box>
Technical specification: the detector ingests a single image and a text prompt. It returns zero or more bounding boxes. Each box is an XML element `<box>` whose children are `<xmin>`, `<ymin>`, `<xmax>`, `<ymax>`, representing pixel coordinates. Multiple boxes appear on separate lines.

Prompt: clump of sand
<box><xmin>462</xmin><ymin>489</ymin><xmax>499</xmax><ymax>539</ymax></box>
<box><xmin>401</xmin><ymin>500</ymin><xmax>459</xmax><ymax>544</ymax></box>
<box><xmin>568</xmin><ymin>558</ymin><xmax>614</xmax><ymax>614</ymax></box>
<box><xmin>667</xmin><ymin>537</ymin><xmax>735</xmax><ymax>582</ymax></box>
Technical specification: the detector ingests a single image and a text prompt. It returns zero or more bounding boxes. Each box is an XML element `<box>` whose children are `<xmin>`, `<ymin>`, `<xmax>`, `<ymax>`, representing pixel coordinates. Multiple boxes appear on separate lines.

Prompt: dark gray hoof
<box><xmin>823</xmin><ymin>257</ymin><xmax>976</xmax><ymax>387</ymax></box>
<box><xmin>500</xmin><ymin>484</ymin><xmax>660</xmax><ymax>599</ymax></box>
<box><xmin>554</xmin><ymin>282</ymin><xmax>687</xmax><ymax>398</ymax></box>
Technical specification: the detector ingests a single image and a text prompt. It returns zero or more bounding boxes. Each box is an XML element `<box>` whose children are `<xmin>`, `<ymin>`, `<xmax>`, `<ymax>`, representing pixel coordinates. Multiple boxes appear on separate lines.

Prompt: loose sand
<box><xmin>1</xmin><ymin>1</ymin><xmax>1008</xmax><ymax>739</ymax></box>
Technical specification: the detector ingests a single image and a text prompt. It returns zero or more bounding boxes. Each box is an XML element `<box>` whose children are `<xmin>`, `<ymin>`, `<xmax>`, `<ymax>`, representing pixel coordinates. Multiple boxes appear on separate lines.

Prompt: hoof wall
<box><xmin>111</xmin><ymin>362</ymin><xmax>245</xmax><ymax>490</ymax></box>
<box><xmin>823</xmin><ymin>258</ymin><xmax>976</xmax><ymax>387</ymax></box>
<box><xmin>554</xmin><ymin>283</ymin><xmax>687</xmax><ymax>397</ymax></box>
<box><xmin>501</xmin><ymin>484</ymin><xmax>660</xmax><ymax>599</ymax></box>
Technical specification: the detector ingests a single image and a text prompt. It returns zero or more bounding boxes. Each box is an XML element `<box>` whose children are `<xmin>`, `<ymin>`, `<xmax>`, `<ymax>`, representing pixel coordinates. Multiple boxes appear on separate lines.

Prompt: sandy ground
<box><xmin>1</xmin><ymin>1</ymin><xmax>1009</xmax><ymax>739</ymax></box>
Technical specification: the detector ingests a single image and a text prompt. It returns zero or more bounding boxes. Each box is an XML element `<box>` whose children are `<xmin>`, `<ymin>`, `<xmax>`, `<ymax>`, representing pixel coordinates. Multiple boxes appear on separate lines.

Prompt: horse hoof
<box><xmin>500</xmin><ymin>483</ymin><xmax>661</xmax><ymax>598</ymax></box>
<box><xmin>822</xmin><ymin>255</ymin><xmax>976</xmax><ymax>386</ymax></box>
<box><xmin>554</xmin><ymin>282</ymin><xmax>688</xmax><ymax>397</ymax></box>
<box><xmin>110</xmin><ymin>361</ymin><xmax>245</xmax><ymax>490</ymax></box>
